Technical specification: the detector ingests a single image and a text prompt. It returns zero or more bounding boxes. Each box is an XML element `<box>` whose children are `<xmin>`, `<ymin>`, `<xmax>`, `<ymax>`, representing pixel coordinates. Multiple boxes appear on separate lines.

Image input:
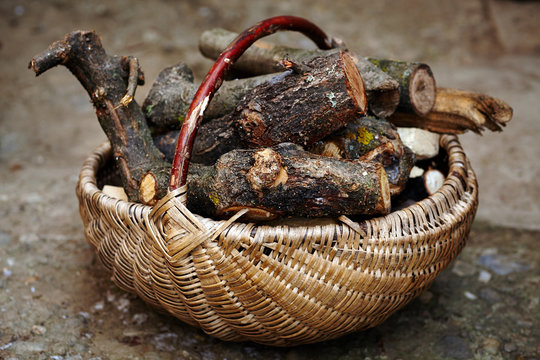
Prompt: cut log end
<box><xmin>102</xmin><ymin>185</ymin><xmax>128</xmax><ymax>201</ymax></box>
<box><xmin>139</xmin><ymin>172</ymin><xmax>158</xmax><ymax>205</ymax></box>
<box><xmin>379</xmin><ymin>167</ymin><xmax>392</xmax><ymax>213</ymax></box>
<box><xmin>409</xmin><ymin>64</ymin><xmax>436</xmax><ymax>116</ymax></box>
<box><xmin>424</xmin><ymin>169</ymin><xmax>445</xmax><ymax>195</ymax></box>
<box><xmin>342</xmin><ymin>51</ymin><xmax>368</xmax><ymax>115</ymax></box>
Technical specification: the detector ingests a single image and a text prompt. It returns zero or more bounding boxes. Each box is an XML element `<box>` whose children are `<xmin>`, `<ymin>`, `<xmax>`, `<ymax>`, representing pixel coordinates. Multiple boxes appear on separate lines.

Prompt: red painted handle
<box><xmin>168</xmin><ymin>15</ymin><xmax>334</xmax><ymax>191</ymax></box>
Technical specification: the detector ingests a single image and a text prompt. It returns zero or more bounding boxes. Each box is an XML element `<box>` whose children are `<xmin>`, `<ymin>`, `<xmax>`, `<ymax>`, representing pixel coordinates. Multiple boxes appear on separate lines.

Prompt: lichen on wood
<box><xmin>311</xmin><ymin>116</ymin><xmax>415</xmax><ymax>196</ymax></box>
<box><xmin>366</xmin><ymin>58</ymin><xmax>437</xmax><ymax>116</ymax></box>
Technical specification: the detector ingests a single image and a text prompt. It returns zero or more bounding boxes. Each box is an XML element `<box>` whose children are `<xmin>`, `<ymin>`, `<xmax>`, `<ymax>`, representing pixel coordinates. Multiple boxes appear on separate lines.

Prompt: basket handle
<box><xmin>168</xmin><ymin>15</ymin><xmax>335</xmax><ymax>191</ymax></box>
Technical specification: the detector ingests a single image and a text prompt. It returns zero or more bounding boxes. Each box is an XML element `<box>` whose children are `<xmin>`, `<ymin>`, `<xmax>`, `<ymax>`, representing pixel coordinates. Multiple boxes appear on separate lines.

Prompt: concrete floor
<box><xmin>0</xmin><ymin>0</ymin><xmax>539</xmax><ymax>359</ymax></box>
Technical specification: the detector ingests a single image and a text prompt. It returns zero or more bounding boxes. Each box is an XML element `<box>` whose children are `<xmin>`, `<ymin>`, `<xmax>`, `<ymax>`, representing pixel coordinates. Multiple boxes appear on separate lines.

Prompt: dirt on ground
<box><xmin>1</xmin><ymin>1</ymin><xmax>539</xmax><ymax>359</ymax></box>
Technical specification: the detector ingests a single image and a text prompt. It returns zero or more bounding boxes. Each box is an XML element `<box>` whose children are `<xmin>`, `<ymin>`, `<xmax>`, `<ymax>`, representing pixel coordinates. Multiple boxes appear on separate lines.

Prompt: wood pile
<box><xmin>29</xmin><ymin>16</ymin><xmax>512</xmax><ymax>221</ymax></box>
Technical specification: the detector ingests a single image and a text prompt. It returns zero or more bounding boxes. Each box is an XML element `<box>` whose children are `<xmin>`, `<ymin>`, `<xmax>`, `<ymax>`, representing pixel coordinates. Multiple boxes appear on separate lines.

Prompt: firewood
<box><xmin>366</xmin><ymin>58</ymin><xmax>437</xmax><ymax>116</ymax></box>
<box><xmin>29</xmin><ymin>30</ymin><xmax>170</xmax><ymax>205</ymax></box>
<box><xmin>153</xmin><ymin>129</ymin><xmax>183</xmax><ymax>163</ymax></box>
<box><xmin>409</xmin><ymin>166</ymin><xmax>425</xmax><ymax>178</ymax></box>
<box><xmin>397</xmin><ymin>127</ymin><xmax>440</xmax><ymax>160</ymax></box>
<box><xmin>389</xmin><ymin>87</ymin><xmax>513</xmax><ymax>134</ymax></box>
<box><xmin>186</xmin><ymin>143</ymin><xmax>391</xmax><ymax>221</ymax></box>
<box><xmin>198</xmin><ymin>28</ymin><xmax>400</xmax><ymax>118</ymax></box>
<box><xmin>310</xmin><ymin>116</ymin><xmax>414</xmax><ymax>196</ymax></box>
<box><xmin>169</xmin><ymin>15</ymin><xmax>337</xmax><ymax>191</ymax></box>
<box><xmin>102</xmin><ymin>185</ymin><xmax>128</xmax><ymax>201</ymax></box>
<box><xmin>424</xmin><ymin>168</ymin><xmax>445</xmax><ymax>195</ymax></box>
<box><xmin>189</xmin><ymin>50</ymin><xmax>367</xmax><ymax>165</ymax></box>
<box><xmin>142</xmin><ymin>62</ymin><xmax>278</xmax><ymax>131</ymax></box>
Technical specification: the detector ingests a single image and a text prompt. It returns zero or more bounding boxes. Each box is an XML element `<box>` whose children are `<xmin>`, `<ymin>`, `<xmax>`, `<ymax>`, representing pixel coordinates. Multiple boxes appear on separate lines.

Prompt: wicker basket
<box><xmin>76</xmin><ymin>133</ymin><xmax>477</xmax><ymax>346</ymax></box>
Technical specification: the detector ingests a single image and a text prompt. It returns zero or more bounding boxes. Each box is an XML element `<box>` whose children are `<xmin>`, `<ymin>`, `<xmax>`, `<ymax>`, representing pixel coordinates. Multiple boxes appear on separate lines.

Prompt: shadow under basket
<box><xmin>76</xmin><ymin>134</ymin><xmax>478</xmax><ymax>346</ymax></box>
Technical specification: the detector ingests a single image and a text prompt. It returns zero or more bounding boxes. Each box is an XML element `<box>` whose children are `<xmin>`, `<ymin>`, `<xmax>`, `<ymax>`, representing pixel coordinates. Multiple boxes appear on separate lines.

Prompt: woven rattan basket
<box><xmin>76</xmin><ymin>133</ymin><xmax>477</xmax><ymax>346</ymax></box>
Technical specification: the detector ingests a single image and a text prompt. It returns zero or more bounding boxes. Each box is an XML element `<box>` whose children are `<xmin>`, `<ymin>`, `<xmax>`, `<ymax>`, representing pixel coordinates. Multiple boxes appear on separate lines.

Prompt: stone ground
<box><xmin>0</xmin><ymin>0</ymin><xmax>539</xmax><ymax>359</ymax></box>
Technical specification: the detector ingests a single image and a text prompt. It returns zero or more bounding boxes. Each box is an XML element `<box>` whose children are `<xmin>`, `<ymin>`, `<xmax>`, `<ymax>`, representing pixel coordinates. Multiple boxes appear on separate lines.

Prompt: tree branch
<box><xmin>29</xmin><ymin>30</ymin><xmax>170</xmax><ymax>205</ymax></box>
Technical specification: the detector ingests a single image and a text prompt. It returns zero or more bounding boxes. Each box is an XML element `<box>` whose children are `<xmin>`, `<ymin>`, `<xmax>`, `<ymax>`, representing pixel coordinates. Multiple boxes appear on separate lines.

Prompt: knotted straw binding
<box><xmin>77</xmin><ymin>134</ymin><xmax>477</xmax><ymax>346</ymax></box>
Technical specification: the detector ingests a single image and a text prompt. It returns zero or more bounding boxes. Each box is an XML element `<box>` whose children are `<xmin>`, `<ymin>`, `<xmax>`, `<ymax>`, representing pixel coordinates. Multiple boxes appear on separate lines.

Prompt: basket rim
<box><xmin>77</xmin><ymin>134</ymin><xmax>477</xmax><ymax>238</ymax></box>
<box><xmin>76</xmin><ymin>133</ymin><xmax>479</xmax><ymax>346</ymax></box>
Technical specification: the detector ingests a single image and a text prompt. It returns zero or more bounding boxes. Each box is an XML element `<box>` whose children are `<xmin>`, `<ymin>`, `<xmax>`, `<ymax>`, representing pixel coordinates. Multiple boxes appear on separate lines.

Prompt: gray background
<box><xmin>1</xmin><ymin>1</ymin><xmax>539</xmax><ymax>359</ymax></box>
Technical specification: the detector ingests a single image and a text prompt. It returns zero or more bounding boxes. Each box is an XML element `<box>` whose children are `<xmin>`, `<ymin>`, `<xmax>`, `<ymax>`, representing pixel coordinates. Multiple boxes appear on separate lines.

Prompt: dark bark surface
<box><xmin>187</xmin><ymin>143</ymin><xmax>391</xmax><ymax>221</ymax></box>
<box><xmin>367</xmin><ymin>58</ymin><xmax>436</xmax><ymax>116</ymax></box>
<box><xmin>198</xmin><ymin>28</ymin><xmax>400</xmax><ymax>118</ymax></box>
<box><xmin>190</xmin><ymin>51</ymin><xmax>367</xmax><ymax>165</ymax></box>
<box><xmin>142</xmin><ymin>62</ymin><xmax>278</xmax><ymax>131</ymax></box>
<box><xmin>310</xmin><ymin>116</ymin><xmax>415</xmax><ymax>196</ymax></box>
<box><xmin>142</xmin><ymin>62</ymin><xmax>196</xmax><ymax>131</ymax></box>
<box><xmin>29</xmin><ymin>30</ymin><xmax>170</xmax><ymax>205</ymax></box>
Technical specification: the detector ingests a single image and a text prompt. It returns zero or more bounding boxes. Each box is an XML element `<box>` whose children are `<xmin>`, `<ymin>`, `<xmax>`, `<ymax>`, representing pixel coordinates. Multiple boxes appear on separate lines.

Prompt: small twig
<box><xmin>279</xmin><ymin>56</ymin><xmax>311</xmax><ymax>74</ymax></box>
<box><xmin>114</xmin><ymin>57</ymin><xmax>144</xmax><ymax>109</ymax></box>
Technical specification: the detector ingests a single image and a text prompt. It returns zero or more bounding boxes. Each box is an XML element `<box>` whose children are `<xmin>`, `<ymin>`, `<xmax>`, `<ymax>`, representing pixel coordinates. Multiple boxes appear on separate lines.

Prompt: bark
<box><xmin>170</xmin><ymin>16</ymin><xmax>335</xmax><ymax>190</ymax></box>
<box><xmin>153</xmin><ymin>129</ymin><xmax>181</xmax><ymax>163</ymax></box>
<box><xmin>190</xmin><ymin>50</ymin><xmax>367</xmax><ymax>165</ymax></box>
<box><xmin>198</xmin><ymin>28</ymin><xmax>400</xmax><ymax>118</ymax></box>
<box><xmin>310</xmin><ymin>116</ymin><xmax>415</xmax><ymax>196</ymax></box>
<box><xmin>366</xmin><ymin>58</ymin><xmax>436</xmax><ymax>116</ymax></box>
<box><xmin>389</xmin><ymin>87</ymin><xmax>513</xmax><ymax>134</ymax></box>
<box><xmin>142</xmin><ymin>62</ymin><xmax>278</xmax><ymax>131</ymax></box>
<box><xmin>142</xmin><ymin>62</ymin><xmax>195</xmax><ymax>131</ymax></box>
<box><xmin>29</xmin><ymin>30</ymin><xmax>170</xmax><ymax>205</ymax></box>
<box><xmin>154</xmin><ymin>121</ymin><xmax>240</xmax><ymax>165</ymax></box>
<box><xmin>186</xmin><ymin>143</ymin><xmax>391</xmax><ymax>221</ymax></box>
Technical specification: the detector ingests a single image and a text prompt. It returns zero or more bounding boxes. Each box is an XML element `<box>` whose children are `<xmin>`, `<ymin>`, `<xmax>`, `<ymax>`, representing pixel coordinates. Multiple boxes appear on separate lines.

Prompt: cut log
<box><xmin>389</xmin><ymin>87</ymin><xmax>513</xmax><ymax>134</ymax></box>
<box><xmin>397</xmin><ymin>127</ymin><xmax>440</xmax><ymax>160</ymax></box>
<box><xmin>366</xmin><ymin>58</ymin><xmax>436</xmax><ymax>116</ymax></box>
<box><xmin>198</xmin><ymin>28</ymin><xmax>400</xmax><ymax>118</ymax></box>
<box><xmin>29</xmin><ymin>30</ymin><xmax>170</xmax><ymax>205</ymax></box>
<box><xmin>186</xmin><ymin>143</ymin><xmax>391</xmax><ymax>221</ymax></box>
<box><xmin>424</xmin><ymin>168</ymin><xmax>445</xmax><ymax>195</ymax></box>
<box><xmin>154</xmin><ymin>121</ymin><xmax>238</xmax><ymax>165</ymax></box>
<box><xmin>102</xmin><ymin>185</ymin><xmax>128</xmax><ymax>201</ymax></box>
<box><xmin>189</xmin><ymin>115</ymin><xmax>239</xmax><ymax>165</ymax></box>
<box><xmin>142</xmin><ymin>62</ymin><xmax>195</xmax><ymax>131</ymax></box>
<box><xmin>170</xmin><ymin>15</ymin><xmax>337</xmax><ymax>190</ymax></box>
<box><xmin>409</xmin><ymin>166</ymin><xmax>425</xmax><ymax>178</ymax></box>
<box><xmin>190</xmin><ymin>50</ymin><xmax>367</xmax><ymax>165</ymax></box>
<box><xmin>153</xmin><ymin>129</ymin><xmax>180</xmax><ymax>163</ymax></box>
<box><xmin>142</xmin><ymin>62</ymin><xmax>278</xmax><ymax>131</ymax></box>
<box><xmin>310</xmin><ymin>116</ymin><xmax>415</xmax><ymax>196</ymax></box>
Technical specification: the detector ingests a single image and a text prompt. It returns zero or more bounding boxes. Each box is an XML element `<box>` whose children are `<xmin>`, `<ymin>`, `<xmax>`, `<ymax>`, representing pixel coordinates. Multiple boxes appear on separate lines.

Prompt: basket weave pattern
<box><xmin>77</xmin><ymin>134</ymin><xmax>477</xmax><ymax>346</ymax></box>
